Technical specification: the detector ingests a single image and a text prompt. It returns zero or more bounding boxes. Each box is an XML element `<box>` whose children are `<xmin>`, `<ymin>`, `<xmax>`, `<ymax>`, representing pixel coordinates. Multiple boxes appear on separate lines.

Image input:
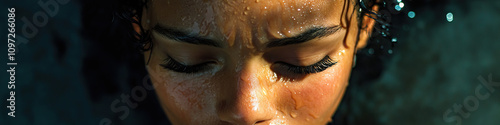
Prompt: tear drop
<box><xmin>290</xmin><ymin>111</ymin><xmax>298</xmax><ymax>118</ymax></box>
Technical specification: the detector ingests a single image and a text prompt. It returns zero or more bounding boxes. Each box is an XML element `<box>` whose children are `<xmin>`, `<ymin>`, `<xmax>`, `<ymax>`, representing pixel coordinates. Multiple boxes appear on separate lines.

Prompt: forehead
<box><xmin>147</xmin><ymin>0</ymin><xmax>345</xmax><ymax>44</ymax></box>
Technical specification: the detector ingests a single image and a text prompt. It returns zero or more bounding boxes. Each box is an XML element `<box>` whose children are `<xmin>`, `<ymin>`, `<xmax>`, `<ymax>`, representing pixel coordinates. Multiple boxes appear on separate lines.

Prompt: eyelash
<box><xmin>274</xmin><ymin>56</ymin><xmax>337</xmax><ymax>74</ymax></box>
<box><xmin>160</xmin><ymin>56</ymin><xmax>212</xmax><ymax>74</ymax></box>
<box><xmin>160</xmin><ymin>55</ymin><xmax>337</xmax><ymax>74</ymax></box>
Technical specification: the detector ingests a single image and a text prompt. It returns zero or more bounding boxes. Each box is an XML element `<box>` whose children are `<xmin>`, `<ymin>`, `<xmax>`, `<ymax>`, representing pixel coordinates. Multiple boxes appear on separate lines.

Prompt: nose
<box><xmin>217</xmin><ymin>63</ymin><xmax>273</xmax><ymax>124</ymax></box>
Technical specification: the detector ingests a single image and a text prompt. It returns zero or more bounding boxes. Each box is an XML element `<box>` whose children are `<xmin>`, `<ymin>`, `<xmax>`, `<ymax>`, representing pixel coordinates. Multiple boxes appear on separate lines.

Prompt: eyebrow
<box><xmin>153</xmin><ymin>24</ymin><xmax>341</xmax><ymax>48</ymax></box>
<box><xmin>266</xmin><ymin>25</ymin><xmax>342</xmax><ymax>48</ymax></box>
<box><xmin>153</xmin><ymin>24</ymin><xmax>222</xmax><ymax>47</ymax></box>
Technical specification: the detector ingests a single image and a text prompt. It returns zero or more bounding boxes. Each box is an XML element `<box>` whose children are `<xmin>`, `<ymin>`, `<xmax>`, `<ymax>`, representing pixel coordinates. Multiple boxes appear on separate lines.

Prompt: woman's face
<box><xmin>142</xmin><ymin>0</ymin><xmax>372</xmax><ymax>124</ymax></box>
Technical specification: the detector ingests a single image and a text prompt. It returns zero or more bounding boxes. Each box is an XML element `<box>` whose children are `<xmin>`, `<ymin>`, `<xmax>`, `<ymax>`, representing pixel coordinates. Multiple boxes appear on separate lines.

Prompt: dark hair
<box><xmin>112</xmin><ymin>0</ymin><xmax>151</xmax><ymax>51</ymax></box>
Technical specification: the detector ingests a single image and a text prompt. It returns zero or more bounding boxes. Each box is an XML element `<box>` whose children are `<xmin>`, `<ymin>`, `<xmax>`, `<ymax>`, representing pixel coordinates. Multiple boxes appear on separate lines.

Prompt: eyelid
<box><xmin>277</xmin><ymin>55</ymin><xmax>333</xmax><ymax>66</ymax></box>
<box><xmin>274</xmin><ymin>56</ymin><xmax>337</xmax><ymax>74</ymax></box>
<box><xmin>160</xmin><ymin>56</ymin><xmax>214</xmax><ymax>73</ymax></box>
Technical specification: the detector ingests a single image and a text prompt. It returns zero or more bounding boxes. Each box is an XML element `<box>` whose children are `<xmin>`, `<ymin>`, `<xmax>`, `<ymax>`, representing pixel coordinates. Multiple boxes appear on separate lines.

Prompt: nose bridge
<box><xmin>218</xmin><ymin>59</ymin><xmax>273</xmax><ymax>124</ymax></box>
<box><xmin>236</xmin><ymin>64</ymin><xmax>261</xmax><ymax>111</ymax></box>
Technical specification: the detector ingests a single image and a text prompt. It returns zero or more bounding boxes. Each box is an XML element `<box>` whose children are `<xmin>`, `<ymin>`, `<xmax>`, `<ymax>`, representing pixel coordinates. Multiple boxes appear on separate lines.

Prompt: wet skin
<box><xmin>140</xmin><ymin>0</ymin><xmax>376</xmax><ymax>124</ymax></box>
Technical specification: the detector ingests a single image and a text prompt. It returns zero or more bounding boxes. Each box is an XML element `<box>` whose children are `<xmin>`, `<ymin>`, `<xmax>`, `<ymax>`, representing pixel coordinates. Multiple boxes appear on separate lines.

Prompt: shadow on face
<box><xmin>138</xmin><ymin>0</ymin><xmax>375</xmax><ymax>124</ymax></box>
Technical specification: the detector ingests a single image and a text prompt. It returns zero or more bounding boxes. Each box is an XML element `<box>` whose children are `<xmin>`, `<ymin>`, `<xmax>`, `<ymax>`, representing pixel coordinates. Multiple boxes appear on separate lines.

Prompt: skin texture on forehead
<box><xmin>140</xmin><ymin>0</ymin><xmax>369</xmax><ymax>124</ymax></box>
<box><xmin>145</xmin><ymin>0</ymin><xmax>344</xmax><ymax>50</ymax></box>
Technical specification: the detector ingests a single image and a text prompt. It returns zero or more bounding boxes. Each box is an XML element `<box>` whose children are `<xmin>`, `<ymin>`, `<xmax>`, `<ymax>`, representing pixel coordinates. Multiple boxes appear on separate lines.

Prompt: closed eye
<box><xmin>273</xmin><ymin>56</ymin><xmax>337</xmax><ymax>74</ymax></box>
<box><xmin>160</xmin><ymin>56</ymin><xmax>215</xmax><ymax>73</ymax></box>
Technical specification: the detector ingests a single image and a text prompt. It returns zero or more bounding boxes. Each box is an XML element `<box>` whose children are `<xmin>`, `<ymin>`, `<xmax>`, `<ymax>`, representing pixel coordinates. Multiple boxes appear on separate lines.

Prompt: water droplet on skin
<box><xmin>290</xmin><ymin>111</ymin><xmax>298</xmax><ymax>118</ymax></box>
<box><xmin>246</xmin><ymin>6</ymin><xmax>250</xmax><ymax>11</ymax></box>
<box><xmin>297</xmin><ymin>8</ymin><xmax>301</xmax><ymax>11</ymax></box>
<box><xmin>388</xmin><ymin>49</ymin><xmax>393</xmax><ymax>54</ymax></box>
<box><xmin>290</xmin><ymin>90</ymin><xmax>303</xmax><ymax>109</ymax></box>
<box><xmin>244</xmin><ymin>11</ymin><xmax>248</xmax><ymax>15</ymax></box>
<box><xmin>277</xmin><ymin>31</ymin><xmax>284</xmax><ymax>37</ymax></box>
<box><xmin>255</xmin><ymin>0</ymin><xmax>259</xmax><ymax>3</ymax></box>
<box><xmin>397</xmin><ymin>0</ymin><xmax>402</xmax><ymax>2</ymax></box>
<box><xmin>339</xmin><ymin>50</ymin><xmax>345</xmax><ymax>56</ymax></box>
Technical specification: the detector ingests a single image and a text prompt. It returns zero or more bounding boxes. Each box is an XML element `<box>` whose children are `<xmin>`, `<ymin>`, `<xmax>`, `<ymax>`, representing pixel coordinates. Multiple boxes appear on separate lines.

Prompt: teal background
<box><xmin>1</xmin><ymin>0</ymin><xmax>499</xmax><ymax>125</ymax></box>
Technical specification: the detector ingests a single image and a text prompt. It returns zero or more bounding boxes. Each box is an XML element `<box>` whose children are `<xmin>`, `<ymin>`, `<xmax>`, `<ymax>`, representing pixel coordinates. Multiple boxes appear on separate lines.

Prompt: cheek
<box><xmin>276</xmin><ymin>54</ymin><xmax>351</xmax><ymax>123</ymax></box>
<box><xmin>147</xmin><ymin>65</ymin><xmax>217</xmax><ymax>123</ymax></box>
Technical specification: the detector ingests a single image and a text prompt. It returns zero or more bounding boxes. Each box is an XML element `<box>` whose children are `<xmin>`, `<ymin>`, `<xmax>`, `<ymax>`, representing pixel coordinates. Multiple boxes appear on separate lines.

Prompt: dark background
<box><xmin>1</xmin><ymin>0</ymin><xmax>499</xmax><ymax>124</ymax></box>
